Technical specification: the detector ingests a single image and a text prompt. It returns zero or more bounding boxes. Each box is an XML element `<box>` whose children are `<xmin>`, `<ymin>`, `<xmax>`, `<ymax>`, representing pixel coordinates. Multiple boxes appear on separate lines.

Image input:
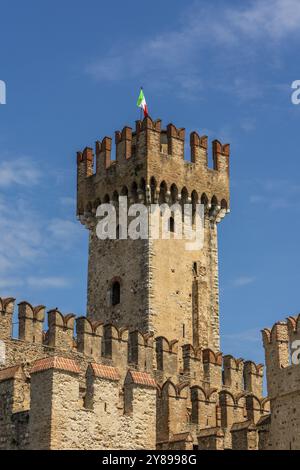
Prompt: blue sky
<box><xmin>1</xmin><ymin>0</ymin><xmax>300</xmax><ymax>364</ymax></box>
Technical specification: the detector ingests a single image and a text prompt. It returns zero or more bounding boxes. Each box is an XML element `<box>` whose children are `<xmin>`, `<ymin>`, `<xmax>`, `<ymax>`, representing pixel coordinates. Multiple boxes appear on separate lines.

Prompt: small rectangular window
<box><xmin>193</xmin><ymin>262</ymin><xmax>198</xmax><ymax>275</ymax></box>
<box><xmin>111</xmin><ymin>281</ymin><xmax>120</xmax><ymax>305</ymax></box>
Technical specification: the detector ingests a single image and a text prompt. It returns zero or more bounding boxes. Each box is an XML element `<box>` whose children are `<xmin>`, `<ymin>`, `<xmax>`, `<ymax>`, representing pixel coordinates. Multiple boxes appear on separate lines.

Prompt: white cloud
<box><xmin>222</xmin><ymin>328</ymin><xmax>261</xmax><ymax>344</ymax></box>
<box><xmin>47</xmin><ymin>218</ymin><xmax>81</xmax><ymax>245</ymax></box>
<box><xmin>0</xmin><ymin>276</ymin><xmax>71</xmax><ymax>290</ymax></box>
<box><xmin>231</xmin><ymin>0</ymin><xmax>300</xmax><ymax>40</ymax></box>
<box><xmin>0</xmin><ymin>157</ymin><xmax>41</xmax><ymax>187</ymax></box>
<box><xmin>0</xmin><ymin>192</ymin><xmax>82</xmax><ymax>281</ymax></box>
<box><xmin>0</xmin><ymin>278</ymin><xmax>24</xmax><ymax>289</ymax></box>
<box><xmin>86</xmin><ymin>0</ymin><xmax>300</xmax><ymax>97</ymax></box>
<box><xmin>0</xmin><ymin>254</ymin><xmax>13</xmax><ymax>272</ymax></box>
<box><xmin>0</xmin><ymin>190</ymin><xmax>81</xmax><ymax>275</ymax></box>
<box><xmin>232</xmin><ymin>276</ymin><xmax>256</xmax><ymax>287</ymax></box>
<box><xmin>0</xmin><ymin>196</ymin><xmax>43</xmax><ymax>274</ymax></box>
<box><xmin>0</xmin><ymin>155</ymin><xmax>82</xmax><ymax>298</ymax></box>
<box><xmin>27</xmin><ymin>276</ymin><xmax>71</xmax><ymax>289</ymax></box>
<box><xmin>249</xmin><ymin>178</ymin><xmax>300</xmax><ymax>210</ymax></box>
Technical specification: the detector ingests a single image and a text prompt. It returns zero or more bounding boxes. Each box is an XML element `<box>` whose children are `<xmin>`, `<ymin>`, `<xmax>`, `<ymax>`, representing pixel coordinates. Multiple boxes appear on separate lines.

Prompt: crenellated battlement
<box><xmin>0</xmin><ymin>296</ymin><xmax>264</xmax><ymax>394</ymax></box>
<box><xmin>0</xmin><ymin>295</ymin><xmax>268</xmax><ymax>450</ymax></box>
<box><xmin>76</xmin><ymin>116</ymin><xmax>230</xmax><ymax>220</ymax></box>
<box><xmin>261</xmin><ymin>315</ymin><xmax>300</xmax><ymax>449</ymax></box>
<box><xmin>262</xmin><ymin>317</ymin><xmax>300</xmax><ymax>400</ymax></box>
<box><xmin>287</xmin><ymin>313</ymin><xmax>300</xmax><ymax>342</ymax></box>
<box><xmin>2</xmin><ymin>103</ymin><xmax>287</xmax><ymax>450</ymax></box>
<box><xmin>0</xmin><ymin>297</ymin><xmax>15</xmax><ymax>339</ymax></box>
<box><xmin>18</xmin><ymin>301</ymin><xmax>45</xmax><ymax>343</ymax></box>
<box><xmin>223</xmin><ymin>355</ymin><xmax>244</xmax><ymax>392</ymax></box>
<box><xmin>243</xmin><ymin>361</ymin><xmax>264</xmax><ymax>397</ymax></box>
<box><xmin>262</xmin><ymin>321</ymin><xmax>291</xmax><ymax>371</ymax></box>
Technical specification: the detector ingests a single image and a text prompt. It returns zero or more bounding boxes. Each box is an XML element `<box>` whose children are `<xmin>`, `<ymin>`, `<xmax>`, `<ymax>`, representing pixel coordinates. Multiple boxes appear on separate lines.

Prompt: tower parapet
<box><xmin>47</xmin><ymin>309</ymin><xmax>75</xmax><ymax>350</ymax></box>
<box><xmin>0</xmin><ymin>297</ymin><xmax>15</xmax><ymax>340</ymax></box>
<box><xmin>262</xmin><ymin>321</ymin><xmax>289</xmax><ymax>398</ymax></box>
<box><xmin>18</xmin><ymin>302</ymin><xmax>45</xmax><ymax>343</ymax></box>
<box><xmin>287</xmin><ymin>313</ymin><xmax>300</xmax><ymax>343</ymax></box>
<box><xmin>262</xmin><ymin>315</ymin><xmax>300</xmax><ymax>449</ymax></box>
<box><xmin>76</xmin><ymin>317</ymin><xmax>103</xmax><ymax>361</ymax></box>
<box><xmin>77</xmin><ymin>115</ymin><xmax>230</xmax><ymax>219</ymax></box>
<box><xmin>223</xmin><ymin>355</ymin><xmax>244</xmax><ymax>391</ymax></box>
<box><xmin>243</xmin><ymin>361</ymin><xmax>264</xmax><ymax>397</ymax></box>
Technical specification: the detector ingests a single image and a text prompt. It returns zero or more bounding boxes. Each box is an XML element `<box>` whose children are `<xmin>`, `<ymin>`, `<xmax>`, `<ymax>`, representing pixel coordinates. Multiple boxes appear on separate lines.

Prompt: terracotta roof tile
<box><xmin>128</xmin><ymin>370</ymin><xmax>156</xmax><ymax>388</ymax></box>
<box><xmin>0</xmin><ymin>365</ymin><xmax>24</xmax><ymax>382</ymax></box>
<box><xmin>89</xmin><ymin>363</ymin><xmax>120</xmax><ymax>381</ymax></box>
<box><xmin>30</xmin><ymin>356</ymin><xmax>80</xmax><ymax>374</ymax></box>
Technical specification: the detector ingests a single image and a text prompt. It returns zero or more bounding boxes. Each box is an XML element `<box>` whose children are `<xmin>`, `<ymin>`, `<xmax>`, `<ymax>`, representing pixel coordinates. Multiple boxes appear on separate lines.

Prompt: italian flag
<box><xmin>137</xmin><ymin>88</ymin><xmax>148</xmax><ymax>117</ymax></box>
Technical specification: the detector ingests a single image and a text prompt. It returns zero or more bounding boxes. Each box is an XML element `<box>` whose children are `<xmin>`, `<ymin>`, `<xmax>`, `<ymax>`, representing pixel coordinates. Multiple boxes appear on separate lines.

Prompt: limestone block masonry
<box><xmin>261</xmin><ymin>315</ymin><xmax>300</xmax><ymax>450</ymax></box>
<box><xmin>78</xmin><ymin>117</ymin><xmax>230</xmax><ymax>350</ymax></box>
<box><xmin>0</xmin><ymin>297</ymin><xmax>268</xmax><ymax>449</ymax></box>
<box><xmin>2</xmin><ymin>115</ymin><xmax>297</xmax><ymax>450</ymax></box>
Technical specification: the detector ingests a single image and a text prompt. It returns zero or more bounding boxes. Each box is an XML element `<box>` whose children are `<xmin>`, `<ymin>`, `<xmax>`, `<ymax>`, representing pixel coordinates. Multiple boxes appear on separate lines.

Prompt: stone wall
<box><xmin>0</xmin><ymin>296</ymin><xmax>268</xmax><ymax>450</ymax></box>
<box><xmin>0</xmin><ymin>116</ymin><xmax>280</xmax><ymax>451</ymax></box>
<box><xmin>2</xmin><ymin>357</ymin><xmax>157</xmax><ymax>450</ymax></box>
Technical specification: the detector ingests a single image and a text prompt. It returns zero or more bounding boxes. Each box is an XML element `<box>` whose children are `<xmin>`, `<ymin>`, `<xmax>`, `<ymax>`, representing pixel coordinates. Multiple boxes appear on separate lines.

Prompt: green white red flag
<box><xmin>137</xmin><ymin>88</ymin><xmax>148</xmax><ymax>117</ymax></box>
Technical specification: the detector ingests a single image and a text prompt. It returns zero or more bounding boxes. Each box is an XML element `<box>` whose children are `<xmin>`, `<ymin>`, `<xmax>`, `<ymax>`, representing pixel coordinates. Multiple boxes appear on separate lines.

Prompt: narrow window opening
<box><xmin>170</xmin><ymin>216</ymin><xmax>175</xmax><ymax>233</ymax></box>
<box><xmin>111</xmin><ymin>281</ymin><xmax>120</xmax><ymax>306</ymax></box>
<box><xmin>193</xmin><ymin>262</ymin><xmax>198</xmax><ymax>276</ymax></box>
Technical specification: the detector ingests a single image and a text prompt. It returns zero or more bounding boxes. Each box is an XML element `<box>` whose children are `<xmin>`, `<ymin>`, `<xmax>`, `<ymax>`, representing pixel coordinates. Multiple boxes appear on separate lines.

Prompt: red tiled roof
<box><xmin>30</xmin><ymin>356</ymin><xmax>80</xmax><ymax>374</ymax></box>
<box><xmin>128</xmin><ymin>370</ymin><xmax>156</xmax><ymax>388</ymax></box>
<box><xmin>0</xmin><ymin>365</ymin><xmax>23</xmax><ymax>382</ymax></box>
<box><xmin>89</xmin><ymin>363</ymin><xmax>120</xmax><ymax>381</ymax></box>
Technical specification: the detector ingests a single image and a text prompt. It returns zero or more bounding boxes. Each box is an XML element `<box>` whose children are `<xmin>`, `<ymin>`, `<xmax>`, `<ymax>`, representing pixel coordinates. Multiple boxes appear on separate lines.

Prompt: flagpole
<box><xmin>137</xmin><ymin>86</ymin><xmax>146</xmax><ymax>120</ymax></box>
<box><xmin>140</xmin><ymin>86</ymin><xmax>143</xmax><ymax>120</ymax></box>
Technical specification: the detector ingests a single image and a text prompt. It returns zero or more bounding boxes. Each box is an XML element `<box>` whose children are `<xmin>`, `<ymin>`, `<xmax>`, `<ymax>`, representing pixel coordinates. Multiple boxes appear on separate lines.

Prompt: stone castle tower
<box><xmin>77</xmin><ymin>116</ymin><xmax>230</xmax><ymax>350</ymax></box>
<box><xmin>1</xmin><ymin>115</ymin><xmax>281</xmax><ymax>451</ymax></box>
